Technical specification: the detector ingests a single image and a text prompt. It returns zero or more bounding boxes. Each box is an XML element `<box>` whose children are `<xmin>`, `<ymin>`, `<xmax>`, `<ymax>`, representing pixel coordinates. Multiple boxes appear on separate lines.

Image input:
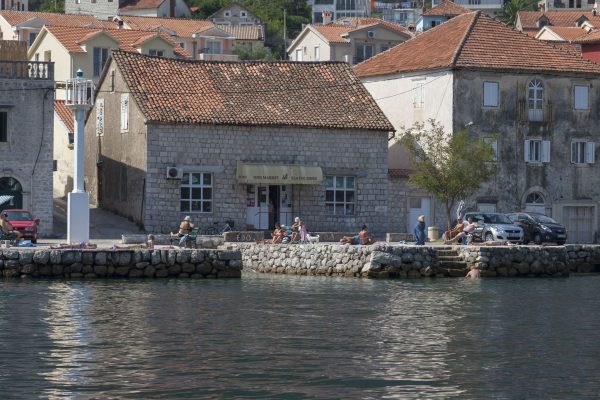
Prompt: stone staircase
<box><xmin>435</xmin><ymin>247</ymin><xmax>469</xmax><ymax>277</ymax></box>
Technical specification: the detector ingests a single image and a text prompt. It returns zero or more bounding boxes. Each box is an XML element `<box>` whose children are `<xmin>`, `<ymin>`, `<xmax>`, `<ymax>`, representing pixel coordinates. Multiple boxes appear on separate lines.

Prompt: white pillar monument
<box><xmin>65</xmin><ymin>69</ymin><xmax>94</xmax><ymax>243</ymax></box>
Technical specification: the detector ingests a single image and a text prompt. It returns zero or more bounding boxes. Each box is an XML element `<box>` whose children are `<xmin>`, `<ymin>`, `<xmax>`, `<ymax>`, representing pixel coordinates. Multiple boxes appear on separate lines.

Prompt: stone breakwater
<box><xmin>237</xmin><ymin>244</ymin><xmax>438</xmax><ymax>278</ymax></box>
<box><xmin>0</xmin><ymin>249</ymin><xmax>242</xmax><ymax>279</ymax></box>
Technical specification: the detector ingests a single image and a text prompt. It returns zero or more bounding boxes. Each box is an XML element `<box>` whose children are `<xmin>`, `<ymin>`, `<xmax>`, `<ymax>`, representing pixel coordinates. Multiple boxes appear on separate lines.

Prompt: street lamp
<box><xmin>65</xmin><ymin>69</ymin><xmax>94</xmax><ymax>243</ymax></box>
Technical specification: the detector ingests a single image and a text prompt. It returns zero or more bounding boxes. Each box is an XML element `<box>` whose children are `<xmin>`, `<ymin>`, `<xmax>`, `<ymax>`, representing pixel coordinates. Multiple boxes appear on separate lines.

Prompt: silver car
<box><xmin>463</xmin><ymin>212</ymin><xmax>524</xmax><ymax>244</ymax></box>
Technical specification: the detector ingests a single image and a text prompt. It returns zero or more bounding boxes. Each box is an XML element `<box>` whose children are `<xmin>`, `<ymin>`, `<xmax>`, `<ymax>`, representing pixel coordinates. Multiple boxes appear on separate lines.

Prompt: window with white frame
<box><xmin>574</xmin><ymin>85</ymin><xmax>589</xmax><ymax>110</ymax></box>
<box><xmin>524</xmin><ymin>139</ymin><xmax>550</xmax><ymax>163</ymax></box>
<box><xmin>528</xmin><ymin>79</ymin><xmax>544</xmax><ymax>121</ymax></box>
<box><xmin>483</xmin><ymin>81</ymin><xmax>499</xmax><ymax>107</ymax></box>
<box><xmin>413</xmin><ymin>83</ymin><xmax>424</xmax><ymax>108</ymax></box>
<box><xmin>483</xmin><ymin>136</ymin><xmax>498</xmax><ymax>161</ymax></box>
<box><xmin>571</xmin><ymin>141</ymin><xmax>595</xmax><ymax>164</ymax></box>
<box><xmin>149</xmin><ymin>49</ymin><xmax>164</xmax><ymax>57</ymax></box>
<box><xmin>314</xmin><ymin>46</ymin><xmax>320</xmax><ymax>60</ymax></box>
<box><xmin>206</xmin><ymin>40</ymin><xmax>222</xmax><ymax>54</ymax></box>
<box><xmin>96</xmin><ymin>98</ymin><xmax>104</xmax><ymax>137</ymax></box>
<box><xmin>120</xmin><ymin>93</ymin><xmax>129</xmax><ymax>132</ymax></box>
<box><xmin>180</xmin><ymin>172</ymin><xmax>213</xmax><ymax>213</ymax></box>
<box><xmin>325</xmin><ymin>176</ymin><xmax>355</xmax><ymax>216</ymax></box>
<box><xmin>295</xmin><ymin>48</ymin><xmax>303</xmax><ymax>61</ymax></box>
<box><xmin>93</xmin><ymin>47</ymin><xmax>109</xmax><ymax>77</ymax></box>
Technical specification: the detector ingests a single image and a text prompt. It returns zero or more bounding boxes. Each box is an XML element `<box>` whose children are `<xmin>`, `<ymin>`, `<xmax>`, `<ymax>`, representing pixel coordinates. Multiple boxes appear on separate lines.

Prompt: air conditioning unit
<box><xmin>367</xmin><ymin>31</ymin><xmax>375</xmax><ymax>38</ymax></box>
<box><xmin>166</xmin><ymin>166</ymin><xmax>183</xmax><ymax>179</ymax></box>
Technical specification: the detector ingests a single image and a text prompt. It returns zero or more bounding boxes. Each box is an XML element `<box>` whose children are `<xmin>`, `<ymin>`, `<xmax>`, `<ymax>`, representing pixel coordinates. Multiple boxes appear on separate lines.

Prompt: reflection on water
<box><xmin>1</xmin><ymin>275</ymin><xmax>600</xmax><ymax>398</ymax></box>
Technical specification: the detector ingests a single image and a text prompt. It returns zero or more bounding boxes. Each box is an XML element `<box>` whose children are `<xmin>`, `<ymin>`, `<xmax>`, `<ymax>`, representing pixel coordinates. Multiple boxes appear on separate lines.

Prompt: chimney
<box><xmin>322</xmin><ymin>10</ymin><xmax>333</xmax><ymax>24</ymax></box>
<box><xmin>594</xmin><ymin>1</ymin><xmax>598</xmax><ymax>16</ymax></box>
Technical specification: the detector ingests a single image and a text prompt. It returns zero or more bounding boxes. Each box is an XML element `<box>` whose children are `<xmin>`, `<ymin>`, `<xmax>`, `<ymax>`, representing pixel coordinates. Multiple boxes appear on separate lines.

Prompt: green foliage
<box><xmin>399</xmin><ymin>120</ymin><xmax>498</xmax><ymax>229</ymax></box>
<box><xmin>31</xmin><ymin>0</ymin><xmax>64</xmax><ymax>12</ymax></box>
<box><xmin>232</xmin><ymin>43</ymin><xmax>274</xmax><ymax>60</ymax></box>
<box><xmin>503</xmin><ymin>0</ymin><xmax>537</xmax><ymax>26</ymax></box>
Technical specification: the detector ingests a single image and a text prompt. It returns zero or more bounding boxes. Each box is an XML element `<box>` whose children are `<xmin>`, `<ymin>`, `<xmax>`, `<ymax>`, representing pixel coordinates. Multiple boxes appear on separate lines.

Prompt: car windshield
<box><xmin>483</xmin><ymin>213</ymin><xmax>512</xmax><ymax>224</ymax></box>
<box><xmin>532</xmin><ymin>214</ymin><xmax>558</xmax><ymax>224</ymax></box>
<box><xmin>4</xmin><ymin>211</ymin><xmax>32</xmax><ymax>221</ymax></box>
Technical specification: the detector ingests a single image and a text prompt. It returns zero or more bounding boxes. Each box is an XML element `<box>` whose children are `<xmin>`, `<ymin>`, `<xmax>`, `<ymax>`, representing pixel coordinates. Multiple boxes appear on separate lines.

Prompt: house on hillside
<box><xmin>307</xmin><ymin>0</ymin><xmax>371</xmax><ymax>24</ymax></box>
<box><xmin>535</xmin><ymin>24</ymin><xmax>600</xmax><ymax>63</ymax></box>
<box><xmin>416</xmin><ymin>0</ymin><xmax>471</xmax><ymax>31</ymax></box>
<box><xmin>516</xmin><ymin>10</ymin><xmax>600</xmax><ymax>36</ymax></box>
<box><xmin>356</xmin><ymin>11</ymin><xmax>600</xmax><ymax>243</ymax></box>
<box><xmin>83</xmin><ymin>51</ymin><xmax>394</xmax><ymax>235</ymax></box>
<box><xmin>539</xmin><ymin>0</ymin><xmax>597</xmax><ymax>11</ymax></box>
<box><xmin>209</xmin><ymin>2</ymin><xmax>265</xmax><ymax>50</ymax></box>
<box><xmin>288</xmin><ymin>17</ymin><xmax>411</xmax><ymax>65</ymax></box>
<box><xmin>430</xmin><ymin>0</ymin><xmax>503</xmax><ymax>18</ymax></box>
<box><xmin>0</xmin><ymin>41</ymin><xmax>53</xmax><ymax>234</ymax></box>
<box><xmin>65</xmin><ymin>0</ymin><xmax>192</xmax><ymax>20</ymax></box>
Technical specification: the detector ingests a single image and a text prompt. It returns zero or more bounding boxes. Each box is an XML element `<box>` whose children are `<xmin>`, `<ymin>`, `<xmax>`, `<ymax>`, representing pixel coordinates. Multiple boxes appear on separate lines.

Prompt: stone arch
<box><xmin>521</xmin><ymin>186</ymin><xmax>549</xmax><ymax>214</ymax></box>
<box><xmin>0</xmin><ymin>176</ymin><xmax>23</xmax><ymax>211</ymax></box>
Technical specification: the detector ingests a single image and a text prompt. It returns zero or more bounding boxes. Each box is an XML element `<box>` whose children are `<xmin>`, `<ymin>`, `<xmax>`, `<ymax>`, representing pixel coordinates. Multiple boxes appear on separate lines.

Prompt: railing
<box><xmin>197</xmin><ymin>53</ymin><xmax>240</xmax><ymax>62</ymax></box>
<box><xmin>0</xmin><ymin>61</ymin><xmax>54</xmax><ymax>80</ymax></box>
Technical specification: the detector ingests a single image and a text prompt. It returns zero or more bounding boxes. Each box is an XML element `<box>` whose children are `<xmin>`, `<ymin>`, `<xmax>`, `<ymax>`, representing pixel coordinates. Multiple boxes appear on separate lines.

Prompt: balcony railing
<box><xmin>0</xmin><ymin>61</ymin><xmax>54</xmax><ymax>80</ymax></box>
<box><xmin>197</xmin><ymin>53</ymin><xmax>240</xmax><ymax>62</ymax></box>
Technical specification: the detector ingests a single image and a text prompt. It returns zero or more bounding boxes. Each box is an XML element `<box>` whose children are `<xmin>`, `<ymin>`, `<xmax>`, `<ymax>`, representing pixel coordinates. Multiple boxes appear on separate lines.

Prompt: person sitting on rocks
<box><xmin>177</xmin><ymin>216</ymin><xmax>195</xmax><ymax>237</ymax></box>
<box><xmin>446</xmin><ymin>216</ymin><xmax>477</xmax><ymax>245</ymax></box>
<box><xmin>264</xmin><ymin>222</ymin><xmax>284</xmax><ymax>244</ymax></box>
<box><xmin>340</xmin><ymin>225</ymin><xmax>375</xmax><ymax>245</ymax></box>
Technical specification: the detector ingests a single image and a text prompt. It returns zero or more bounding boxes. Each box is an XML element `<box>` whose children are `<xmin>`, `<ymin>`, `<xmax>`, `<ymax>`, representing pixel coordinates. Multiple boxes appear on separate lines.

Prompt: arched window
<box><xmin>528</xmin><ymin>79</ymin><xmax>544</xmax><ymax>121</ymax></box>
<box><xmin>525</xmin><ymin>192</ymin><xmax>545</xmax><ymax>214</ymax></box>
<box><xmin>0</xmin><ymin>177</ymin><xmax>23</xmax><ymax>211</ymax></box>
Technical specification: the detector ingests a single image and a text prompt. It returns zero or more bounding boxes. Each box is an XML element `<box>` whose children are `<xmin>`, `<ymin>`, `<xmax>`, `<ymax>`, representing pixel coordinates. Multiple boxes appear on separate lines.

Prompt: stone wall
<box><xmin>0</xmin><ymin>248</ymin><xmax>242</xmax><ymax>279</ymax></box>
<box><xmin>565</xmin><ymin>245</ymin><xmax>600</xmax><ymax>273</ymax></box>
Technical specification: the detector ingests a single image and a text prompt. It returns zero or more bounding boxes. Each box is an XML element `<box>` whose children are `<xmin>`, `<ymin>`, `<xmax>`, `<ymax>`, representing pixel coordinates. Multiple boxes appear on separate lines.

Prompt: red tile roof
<box><xmin>354</xmin><ymin>11</ymin><xmax>600</xmax><ymax>77</ymax></box>
<box><xmin>0</xmin><ymin>10</ymin><xmax>98</xmax><ymax>26</ymax></box>
<box><xmin>335</xmin><ymin>17</ymin><xmax>412</xmax><ymax>35</ymax></box>
<box><xmin>119</xmin><ymin>0</ymin><xmax>165</xmax><ymax>11</ymax></box>
<box><xmin>310</xmin><ymin>18</ymin><xmax>411</xmax><ymax>44</ymax></box>
<box><xmin>517</xmin><ymin>10</ymin><xmax>600</xmax><ymax>31</ymax></box>
<box><xmin>44</xmin><ymin>25</ymin><xmax>190</xmax><ymax>58</ymax></box>
<box><xmin>119</xmin><ymin>15</ymin><xmax>215</xmax><ymax>38</ymax></box>
<box><xmin>543</xmin><ymin>26</ymin><xmax>588</xmax><ymax>41</ymax></box>
<box><xmin>422</xmin><ymin>0</ymin><xmax>471</xmax><ymax>17</ymax></box>
<box><xmin>108</xmin><ymin>50</ymin><xmax>394</xmax><ymax>131</ymax></box>
<box><xmin>54</xmin><ymin>100</ymin><xmax>74</xmax><ymax>133</ymax></box>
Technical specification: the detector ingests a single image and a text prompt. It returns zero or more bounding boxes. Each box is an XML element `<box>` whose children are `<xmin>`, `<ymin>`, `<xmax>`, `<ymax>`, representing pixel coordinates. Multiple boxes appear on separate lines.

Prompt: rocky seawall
<box><xmin>0</xmin><ymin>249</ymin><xmax>242</xmax><ymax>279</ymax></box>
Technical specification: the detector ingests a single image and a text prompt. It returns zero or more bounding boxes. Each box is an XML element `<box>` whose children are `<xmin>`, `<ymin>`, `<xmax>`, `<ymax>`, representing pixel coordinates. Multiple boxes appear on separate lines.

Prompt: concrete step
<box><xmin>436</xmin><ymin>256</ymin><xmax>463</xmax><ymax>262</ymax></box>
<box><xmin>436</xmin><ymin>250</ymin><xmax>459</xmax><ymax>257</ymax></box>
<box><xmin>437</xmin><ymin>261</ymin><xmax>468</xmax><ymax>269</ymax></box>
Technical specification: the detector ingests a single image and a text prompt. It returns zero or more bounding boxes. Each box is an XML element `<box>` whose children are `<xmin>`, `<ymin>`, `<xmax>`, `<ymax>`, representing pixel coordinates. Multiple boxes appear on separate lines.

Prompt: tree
<box><xmin>232</xmin><ymin>43</ymin><xmax>275</xmax><ymax>60</ymax></box>
<box><xmin>399</xmin><ymin>120</ymin><xmax>498</xmax><ymax>231</ymax></box>
<box><xmin>32</xmin><ymin>0</ymin><xmax>64</xmax><ymax>12</ymax></box>
<box><xmin>503</xmin><ymin>0</ymin><xmax>537</xmax><ymax>27</ymax></box>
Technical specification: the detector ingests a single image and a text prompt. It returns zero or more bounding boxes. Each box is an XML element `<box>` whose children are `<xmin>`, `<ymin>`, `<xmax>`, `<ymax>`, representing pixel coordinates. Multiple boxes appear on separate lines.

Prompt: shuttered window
<box><xmin>524</xmin><ymin>139</ymin><xmax>550</xmax><ymax>163</ymax></box>
<box><xmin>571</xmin><ymin>141</ymin><xmax>595</xmax><ymax>164</ymax></box>
<box><xmin>574</xmin><ymin>85</ymin><xmax>589</xmax><ymax>110</ymax></box>
<box><xmin>120</xmin><ymin>93</ymin><xmax>129</xmax><ymax>132</ymax></box>
<box><xmin>483</xmin><ymin>81</ymin><xmax>499</xmax><ymax>107</ymax></box>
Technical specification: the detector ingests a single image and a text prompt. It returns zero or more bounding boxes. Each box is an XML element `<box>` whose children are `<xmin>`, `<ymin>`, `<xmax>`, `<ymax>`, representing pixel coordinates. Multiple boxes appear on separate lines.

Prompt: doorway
<box><xmin>246</xmin><ymin>185</ymin><xmax>292</xmax><ymax>230</ymax></box>
<box><xmin>407</xmin><ymin>197</ymin><xmax>431</xmax><ymax>232</ymax></box>
<box><xmin>0</xmin><ymin>177</ymin><xmax>23</xmax><ymax>212</ymax></box>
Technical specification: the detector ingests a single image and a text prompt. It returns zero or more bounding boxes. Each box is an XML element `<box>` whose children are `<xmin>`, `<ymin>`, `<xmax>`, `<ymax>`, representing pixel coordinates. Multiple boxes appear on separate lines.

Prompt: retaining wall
<box><xmin>0</xmin><ymin>249</ymin><xmax>242</xmax><ymax>279</ymax></box>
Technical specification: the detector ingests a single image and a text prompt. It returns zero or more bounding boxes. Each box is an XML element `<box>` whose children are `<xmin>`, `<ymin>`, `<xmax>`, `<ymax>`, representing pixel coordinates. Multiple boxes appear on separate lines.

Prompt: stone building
<box><xmin>84</xmin><ymin>51</ymin><xmax>394</xmax><ymax>235</ymax></box>
<box><xmin>0</xmin><ymin>41</ymin><xmax>53</xmax><ymax>234</ymax></box>
<box><xmin>356</xmin><ymin>11</ymin><xmax>600</xmax><ymax>243</ymax></box>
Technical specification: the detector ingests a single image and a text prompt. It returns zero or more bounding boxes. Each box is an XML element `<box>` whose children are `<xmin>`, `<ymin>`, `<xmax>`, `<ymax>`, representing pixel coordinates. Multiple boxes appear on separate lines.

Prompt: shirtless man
<box><xmin>340</xmin><ymin>224</ymin><xmax>375</xmax><ymax>245</ymax></box>
<box><xmin>444</xmin><ymin>218</ymin><xmax>464</xmax><ymax>243</ymax></box>
<box><xmin>446</xmin><ymin>216</ymin><xmax>477</xmax><ymax>244</ymax></box>
<box><xmin>466</xmin><ymin>269</ymin><xmax>481</xmax><ymax>278</ymax></box>
<box><xmin>0</xmin><ymin>213</ymin><xmax>22</xmax><ymax>242</ymax></box>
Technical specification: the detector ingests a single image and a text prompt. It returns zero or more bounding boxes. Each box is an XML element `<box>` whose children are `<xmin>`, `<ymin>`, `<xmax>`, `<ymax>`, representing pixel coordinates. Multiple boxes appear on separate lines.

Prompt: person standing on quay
<box><xmin>414</xmin><ymin>215</ymin><xmax>427</xmax><ymax>245</ymax></box>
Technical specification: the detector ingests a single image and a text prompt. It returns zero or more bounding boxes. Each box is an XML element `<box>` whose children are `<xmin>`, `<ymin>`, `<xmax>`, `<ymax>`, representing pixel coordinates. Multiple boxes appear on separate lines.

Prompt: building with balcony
<box><xmin>431</xmin><ymin>0</ymin><xmax>503</xmax><ymax>18</ymax></box>
<box><xmin>356</xmin><ymin>11</ymin><xmax>600</xmax><ymax>242</ymax></box>
<box><xmin>539</xmin><ymin>0</ymin><xmax>596</xmax><ymax>11</ymax></box>
<box><xmin>307</xmin><ymin>0</ymin><xmax>371</xmax><ymax>24</ymax></box>
<box><xmin>416</xmin><ymin>0</ymin><xmax>471</xmax><ymax>31</ymax></box>
<box><xmin>0</xmin><ymin>41</ymin><xmax>53</xmax><ymax>234</ymax></box>
<box><xmin>381</xmin><ymin>7</ymin><xmax>421</xmax><ymax>28</ymax></box>
<box><xmin>287</xmin><ymin>17</ymin><xmax>411</xmax><ymax>65</ymax></box>
<box><xmin>65</xmin><ymin>0</ymin><xmax>192</xmax><ymax>21</ymax></box>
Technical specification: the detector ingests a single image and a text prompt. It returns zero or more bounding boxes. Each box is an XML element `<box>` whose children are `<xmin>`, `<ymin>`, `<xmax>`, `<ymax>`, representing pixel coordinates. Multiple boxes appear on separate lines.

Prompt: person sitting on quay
<box><xmin>443</xmin><ymin>217</ymin><xmax>464</xmax><ymax>244</ymax></box>
<box><xmin>340</xmin><ymin>224</ymin><xmax>375</xmax><ymax>245</ymax></box>
<box><xmin>291</xmin><ymin>217</ymin><xmax>302</xmax><ymax>243</ymax></box>
<box><xmin>264</xmin><ymin>222</ymin><xmax>284</xmax><ymax>244</ymax></box>
<box><xmin>445</xmin><ymin>216</ymin><xmax>477</xmax><ymax>245</ymax></box>
<box><xmin>414</xmin><ymin>215</ymin><xmax>427</xmax><ymax>245</ymax></box>
<box><xmin>0</xmin><ymin>213</ymin><xmax>22</xmax><ymax>243</ymax></box>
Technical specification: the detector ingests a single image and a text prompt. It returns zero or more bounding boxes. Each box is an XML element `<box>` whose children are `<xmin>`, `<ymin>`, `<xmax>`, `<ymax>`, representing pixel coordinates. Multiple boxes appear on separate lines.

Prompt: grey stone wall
<box><xmin>65</xmin><ymin>0</ymin><xmax>119</xmax><ymax>20</ymax></box>
<box><xmin>0</xmin><ymin>78</ymin><xmax>54</xmax><ymax>235</ymax></box>
<box><xmin>143</xmin><ymin>124</ymin><xmax>390</xmax><ymax>236</ymax></box>
<box><xmin>0</xmin><ymin>248</ymin><xmax>242</xmax><ymax>279</ymax></box>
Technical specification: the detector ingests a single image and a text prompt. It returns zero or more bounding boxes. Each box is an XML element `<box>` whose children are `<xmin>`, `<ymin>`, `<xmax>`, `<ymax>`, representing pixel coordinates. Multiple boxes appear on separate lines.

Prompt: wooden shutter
<box><xmin>586</xmin><ymin>142</ymin><xmax>595</xmax><ymax>164</ymax></box>
<box><xmin>541</xmin><ymin>140</ymin><xmax>551</xmax><ymax>163</ymax></box>
<box><xmin>574</xmin><ymin>85</ymin><xmax>589</xmax><ymax>110</ymax></box>
<box><xmin>524</xmin><ymin>139</ymin><xmax>530</xmax><ymax>162</ymax></box>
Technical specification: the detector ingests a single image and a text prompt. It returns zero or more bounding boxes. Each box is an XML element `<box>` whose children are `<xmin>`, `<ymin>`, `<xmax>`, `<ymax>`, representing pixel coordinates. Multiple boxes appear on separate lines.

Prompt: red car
<box><xmin>3</xmin><ymin>209</ymin><xmax>40</xmax><ymax>243</ymax></box>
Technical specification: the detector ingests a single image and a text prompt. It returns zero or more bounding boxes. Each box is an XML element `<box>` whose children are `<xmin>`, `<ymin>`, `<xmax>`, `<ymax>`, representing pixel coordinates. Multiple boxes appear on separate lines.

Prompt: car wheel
<box><xmin>485</xmin><ymin>232</ymin><xmax>494</xmax><ymax>242</ymax></box>
<box><xmin>533</xmin><ymin>233</ymin><xmax>542</xmax><ymax>245</ymax></box>
<box><xmin>557</xmin><ymin>241</ymin><xmax>565</xmax><ymax>246</ymax></box>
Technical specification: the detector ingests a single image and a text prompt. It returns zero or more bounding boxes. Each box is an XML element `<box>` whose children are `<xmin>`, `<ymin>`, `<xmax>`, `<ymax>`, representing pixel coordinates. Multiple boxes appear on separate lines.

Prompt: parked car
<box><xmin>463</xmin><ymin>212</ymin><xmax>524</xmax><ymax>244</ymax></box>
<box><xmin>507</xmin><ymin>212</ymin><xmax>567</xmax><ymax>245</ymax></box>
<box><xmin>3</xmin><ymin>209</ymin><xmax>40</xmax><ymax>243</ymax></box>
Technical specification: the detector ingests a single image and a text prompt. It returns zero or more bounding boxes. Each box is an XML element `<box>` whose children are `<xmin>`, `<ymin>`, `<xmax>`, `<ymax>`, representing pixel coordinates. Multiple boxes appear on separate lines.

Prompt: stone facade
<box><xmin>65</xmin><ymin>0</ymin><xmax>190</xmax><ymax>20</ymax></box>
<box><xmin>0</xmin><ymin>248</ymin><xmax>242</xmax><ymax>279</ymax></box>
<box><xmin>0</xmin><ymin>60</ymin><xmax>54</xmax><ymax>235</ymax></box>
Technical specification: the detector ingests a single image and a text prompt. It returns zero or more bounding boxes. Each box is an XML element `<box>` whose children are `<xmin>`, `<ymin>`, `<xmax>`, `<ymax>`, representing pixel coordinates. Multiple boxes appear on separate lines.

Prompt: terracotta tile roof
<box><xmin>544</xmin><ymin>26</ymin><xmax>588</xmax><ymax>41</ymax></box>
<box><xmin>312</xmin><ymin>24</ymin><xmax>355</xmax><ymax>43</ymax></box>
<box><xmin>517</xmin><ymin>10</ymin><xmax>600</xmax><ymax>30</ymax></box>
<box><xmin>354</xmin><ymin>11</ymin><xmax>600</xmax><ymax>77</ymax></box>
<box><xmin>109</xmin><ymin>50</ymin><xmax>394</xmax><ymax>131</ymax></box>
<box><xmin>119</xmin><ymin>15</ymin><xmax>214</xmax><ymax>39</ymax></box>
<box><xmin>573</xmin><ymin>28</ymin><xmax>600</xmax><ymax>43</ymax></box>
<box><xmin>335</xmin><ymin>17</ymin><xmax>412</xmax><ymax>35</ymax></box>
<box><xmin>54</xmin><ymin>100</ymin><xmax>74</xmax><ymax>133</ymax></box>
<box><xmin>388</xmin><ymin>168</ymin><xmax>413</xmax><ymax>177</ymax></box>
<box><xmin>0</xmin><ymin>10</ymin><xmax>98</xmax><ymax>26</ymax></box>
<box><xmin>45</xmin><ymin>26</ymin><xmax>190</xmax><ymax>58</ymax></box>
<box><xmin>119</xmin><ymin>0</ymin><xmax>165</xmax><ymax>11</ymax></box>
<box><xmin>216</xmin><ymin>24</ymin><xmax>263</xmax><ymax>41</ymax></box>
<box><xmin>422</xmin><ymin>0</ymin><xmax>471</xmax><ymax>17</ymax></box>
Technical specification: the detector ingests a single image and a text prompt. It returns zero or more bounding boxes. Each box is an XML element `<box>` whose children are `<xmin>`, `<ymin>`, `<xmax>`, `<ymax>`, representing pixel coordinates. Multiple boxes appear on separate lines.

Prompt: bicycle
<box><xmin>203</xmin><ymin>220</ymin><xmax>234</xmax><ymax>235</ymax></box>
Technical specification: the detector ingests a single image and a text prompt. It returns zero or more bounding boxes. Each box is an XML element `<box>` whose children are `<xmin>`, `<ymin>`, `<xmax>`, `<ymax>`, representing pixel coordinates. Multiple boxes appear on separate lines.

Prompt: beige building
<box><xmin>83</xmin><ymin>51</ymin><xmax>394</xmax><ymax>235</ymax></box>
<box><xmin>288</xmin><ymin>17</ymin><xmax>412</xmax><ymax>65</ymax></box>
<box><xmin>65</xmin><ymin>0</ymin><xmax>192</xmax><ymax>20</ymax></box>
<box><xmin>210</xmin><ymin>2</ymin><xmax>265</xmax><ymax>50</ymax></box>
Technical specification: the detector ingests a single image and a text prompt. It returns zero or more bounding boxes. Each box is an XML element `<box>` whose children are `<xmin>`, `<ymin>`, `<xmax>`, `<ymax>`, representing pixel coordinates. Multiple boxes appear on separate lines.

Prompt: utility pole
<box><xmin>65</xmin><ymin>69</ymin><xmax>94</xmax><ymax>244</ymax></box>
<box><xmin>283</xmin><ymin>8</ymin><xmax>287</xmax><ymax>60</ymax></box>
